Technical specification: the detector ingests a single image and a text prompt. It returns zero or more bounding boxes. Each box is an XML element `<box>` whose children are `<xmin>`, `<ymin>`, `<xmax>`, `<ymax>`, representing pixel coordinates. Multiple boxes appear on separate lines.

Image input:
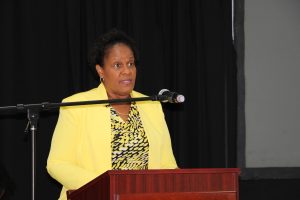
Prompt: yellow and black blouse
<box><xmin>110</xmin><ymin>103</ymin><xmax>149</xmax><ymax>170</ymax></box>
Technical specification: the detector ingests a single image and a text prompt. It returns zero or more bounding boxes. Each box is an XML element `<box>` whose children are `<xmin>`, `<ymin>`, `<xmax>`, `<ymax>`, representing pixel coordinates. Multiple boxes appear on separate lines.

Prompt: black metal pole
<box><xmin>31</xmin><ymin>126</ymin><xmax>36</xmax><ymax>200</ymax></box>
<box><xmin>0</xmin><ymin>95</ymin><xmax>166</xmax><ymax>112</ymax></box>
<box><xmin>27</xmin><ymin>109</ymin><xmax>39</xmax><ymax>200</ymax></box>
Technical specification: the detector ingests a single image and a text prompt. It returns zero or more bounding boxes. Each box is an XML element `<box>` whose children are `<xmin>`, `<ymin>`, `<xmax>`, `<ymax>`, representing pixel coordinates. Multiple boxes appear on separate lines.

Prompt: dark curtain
<box><xmin>0</xmin><ymin>0</ymin><xmax>236</xmax><ymax>199</ymax></box>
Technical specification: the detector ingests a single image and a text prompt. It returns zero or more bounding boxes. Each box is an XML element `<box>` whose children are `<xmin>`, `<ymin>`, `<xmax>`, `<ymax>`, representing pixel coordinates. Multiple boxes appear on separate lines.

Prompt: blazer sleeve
<box><xmin>46</xmin><ymin>99</ymin><xmax>98</xmax><ymax>190</ymax></box>
<box><xmin>157</xmin><ymin>104</ymin><xmax>178</xmax><ymax>169</ymax></box>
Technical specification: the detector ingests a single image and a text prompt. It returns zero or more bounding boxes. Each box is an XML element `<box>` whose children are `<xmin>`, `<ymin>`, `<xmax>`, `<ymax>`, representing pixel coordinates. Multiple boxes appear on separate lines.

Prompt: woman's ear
<box><xmin>95</xmin><ymin>64</ymin><xmax>103</xmax><ymax>78</ymax></box>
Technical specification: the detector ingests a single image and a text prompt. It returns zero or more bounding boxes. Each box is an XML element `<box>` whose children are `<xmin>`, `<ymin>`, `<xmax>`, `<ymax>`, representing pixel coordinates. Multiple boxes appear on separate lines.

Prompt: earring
<box><xmin>100</xmin><ymin>76</ymin><xmax>104</xmax><ymax>82</ymax></box>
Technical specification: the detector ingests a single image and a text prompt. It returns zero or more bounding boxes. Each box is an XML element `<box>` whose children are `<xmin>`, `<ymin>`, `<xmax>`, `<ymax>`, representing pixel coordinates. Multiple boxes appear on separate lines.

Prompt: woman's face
<box><xmin>96</xmin><ymin>43</ymin><xmax>136</xmax><ymax>99</ymax></box>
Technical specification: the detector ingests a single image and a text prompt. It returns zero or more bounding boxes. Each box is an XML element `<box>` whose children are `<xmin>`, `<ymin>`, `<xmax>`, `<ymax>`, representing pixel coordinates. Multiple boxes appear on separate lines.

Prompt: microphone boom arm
<box><xmin>0</xmin><ymin>94</ymin><xmax>170</xmax><ymax>112</ymax></box>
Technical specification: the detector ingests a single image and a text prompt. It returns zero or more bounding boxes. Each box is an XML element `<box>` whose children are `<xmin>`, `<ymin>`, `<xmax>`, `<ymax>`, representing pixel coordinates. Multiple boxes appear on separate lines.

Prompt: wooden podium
<box><xmin>67</xmin><ymin>168</ymin><xmax>240</xmax><ymax>200</ymax></box>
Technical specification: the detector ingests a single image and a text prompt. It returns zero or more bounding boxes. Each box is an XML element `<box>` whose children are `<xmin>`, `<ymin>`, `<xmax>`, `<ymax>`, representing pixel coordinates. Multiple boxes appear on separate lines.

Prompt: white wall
<box><xmin>245</xmin><ymin>0</ymin><xmax>300</xmax><ymax>167</ymax></box>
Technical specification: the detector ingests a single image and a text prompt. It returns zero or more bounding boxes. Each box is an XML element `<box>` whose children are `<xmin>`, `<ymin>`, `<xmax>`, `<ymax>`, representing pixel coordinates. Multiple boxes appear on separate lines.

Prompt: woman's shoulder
<box><xmin>62</xmin><ymin>85</ymin><xmax>105</xmax><ymax>103</ymax></box>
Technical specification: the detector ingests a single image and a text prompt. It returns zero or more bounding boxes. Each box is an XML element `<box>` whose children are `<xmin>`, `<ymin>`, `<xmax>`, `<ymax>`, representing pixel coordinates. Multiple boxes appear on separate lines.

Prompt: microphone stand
<box><xmin>0</xmin><ymin>94</ymin><xmax>169</xmax><ymax>200</ymax></box>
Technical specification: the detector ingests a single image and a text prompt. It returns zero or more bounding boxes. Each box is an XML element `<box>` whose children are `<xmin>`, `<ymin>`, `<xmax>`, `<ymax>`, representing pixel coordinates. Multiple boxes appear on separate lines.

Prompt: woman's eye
<box><xmin>114</xmin><ymin>63</ymin><xmax>121</xmax><ymax>68</ymax></box>
<box><xmin>128</xmin><ymin>62</ymin><xmax>135</xmax><ymax>67</ymax></box>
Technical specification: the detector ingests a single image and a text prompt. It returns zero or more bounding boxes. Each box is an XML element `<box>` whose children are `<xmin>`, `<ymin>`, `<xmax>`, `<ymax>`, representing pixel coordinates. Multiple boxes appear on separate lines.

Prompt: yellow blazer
<box><xmin>46</xmin><ymin>83</ymin><xmax>177</xmax><ymax>200</ymax></box>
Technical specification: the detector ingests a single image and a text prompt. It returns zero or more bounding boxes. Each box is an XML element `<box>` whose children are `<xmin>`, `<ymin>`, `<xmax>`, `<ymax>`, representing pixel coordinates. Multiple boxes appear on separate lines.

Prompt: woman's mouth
<box><xmin>120</xmin><ymin>79</ymin><xmax>132</xmax><ymax>85</ymax></box>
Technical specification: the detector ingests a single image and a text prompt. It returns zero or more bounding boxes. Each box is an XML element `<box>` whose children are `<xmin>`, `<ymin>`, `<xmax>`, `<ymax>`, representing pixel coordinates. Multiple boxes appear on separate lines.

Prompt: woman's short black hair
<box><xmin>88</xmin><ymin>29</ymin><xmax>139</xmax><ymax>78</ymax></box>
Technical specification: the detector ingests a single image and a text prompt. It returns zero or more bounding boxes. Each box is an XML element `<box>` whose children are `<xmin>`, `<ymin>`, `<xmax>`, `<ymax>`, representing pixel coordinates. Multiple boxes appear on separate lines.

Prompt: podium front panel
<box><xmin>67</xmin><ymin>168</ymin><xmax>240</xmax><ymax>200</ymax></box>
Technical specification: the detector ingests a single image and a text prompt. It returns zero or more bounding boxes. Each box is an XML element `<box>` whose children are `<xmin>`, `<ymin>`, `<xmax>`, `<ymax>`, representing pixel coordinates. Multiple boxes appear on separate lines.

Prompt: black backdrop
<box><xmin>0</xmin><ymin>0</ymin><xmax>236</xmax><ymax>199</ymax></box>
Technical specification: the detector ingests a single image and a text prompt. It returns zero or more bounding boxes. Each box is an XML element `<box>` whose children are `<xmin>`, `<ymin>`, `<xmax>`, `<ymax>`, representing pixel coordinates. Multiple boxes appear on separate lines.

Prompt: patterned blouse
<box><xmin>110</xmin><ymin>103</ymin><xmax>149</xmax><ymax>170</ymax></box>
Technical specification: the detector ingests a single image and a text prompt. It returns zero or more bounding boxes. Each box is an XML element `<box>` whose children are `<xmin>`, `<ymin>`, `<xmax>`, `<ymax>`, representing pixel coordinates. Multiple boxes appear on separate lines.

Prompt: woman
<box><xmin>46</xmin><ymin>29</ymin><xmax>177</xmax><ymax>200</ymax></box>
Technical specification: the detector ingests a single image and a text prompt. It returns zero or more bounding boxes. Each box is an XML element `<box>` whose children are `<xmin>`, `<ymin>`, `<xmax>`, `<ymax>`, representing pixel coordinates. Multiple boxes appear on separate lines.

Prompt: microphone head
<box><xmin>158</xmin><ymin>89</ymin><xmax>185</xmax><ymax>103</ymax></box>
<box><xmin>176</xmin><ymin>94</ymin><xmax>185</xmax><ymax>103</ymax></box>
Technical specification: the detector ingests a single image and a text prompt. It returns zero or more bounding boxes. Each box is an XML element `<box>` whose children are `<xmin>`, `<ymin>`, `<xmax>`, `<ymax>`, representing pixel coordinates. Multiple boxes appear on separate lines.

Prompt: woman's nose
<box><xmin>121</xmin><ymin>65</ymin><xmax>131</xmax><ymax>74</ymax></box>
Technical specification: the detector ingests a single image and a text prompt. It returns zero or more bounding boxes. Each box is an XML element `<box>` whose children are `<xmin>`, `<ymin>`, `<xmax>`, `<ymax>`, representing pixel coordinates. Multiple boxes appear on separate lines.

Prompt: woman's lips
<box><xmin>120</xmin><ymin>79</ymin><xmax>132</xmax><ymax>85</ymax></box>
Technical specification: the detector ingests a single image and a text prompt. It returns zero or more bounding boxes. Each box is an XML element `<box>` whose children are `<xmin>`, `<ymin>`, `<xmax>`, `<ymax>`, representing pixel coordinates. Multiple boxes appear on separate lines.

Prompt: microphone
<box><xmin>158</xmin><ymin>89</ymin><xmax>185</xmax><ymax>103</ymax></box>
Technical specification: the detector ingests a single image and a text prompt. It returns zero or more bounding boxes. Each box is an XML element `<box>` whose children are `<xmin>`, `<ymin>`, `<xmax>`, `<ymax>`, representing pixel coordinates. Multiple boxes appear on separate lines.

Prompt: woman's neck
<box><xmin>106</xmin><ymin>92</ymin><xmax>131</xmax><ymax>100</ymax></box>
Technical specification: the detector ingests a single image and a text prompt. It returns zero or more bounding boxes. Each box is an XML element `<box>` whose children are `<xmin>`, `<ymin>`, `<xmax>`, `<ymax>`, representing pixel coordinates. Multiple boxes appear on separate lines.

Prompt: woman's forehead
<box><xmin>105</xmin><ymin>43</ymin><xmax>134</xmax><ymax>59</ymax></box>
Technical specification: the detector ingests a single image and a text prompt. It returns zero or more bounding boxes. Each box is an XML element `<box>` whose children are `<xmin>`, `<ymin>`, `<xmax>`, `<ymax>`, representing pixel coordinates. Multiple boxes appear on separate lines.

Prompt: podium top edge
<box><xmin>105</xmin><ymin>168</ymin><xmax>241</xmax><ymax>175</ymax></box>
